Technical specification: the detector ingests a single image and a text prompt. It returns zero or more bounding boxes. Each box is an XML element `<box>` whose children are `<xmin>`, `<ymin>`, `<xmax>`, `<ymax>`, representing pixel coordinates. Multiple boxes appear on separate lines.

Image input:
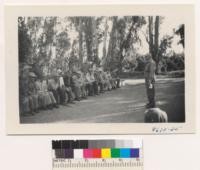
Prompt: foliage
<box><xmin>56</xmin><ymin>31</ymin><xmax>70</xmax><ymax>58</ymax></box>
<box><xmin>175</xmin><ymin>24</ymin><xmax>184</xmax><ymax>48</ymax></box>
<box><xmin>105</xmin><ymin>16</ymin><xmax>146</xmax><ymax>73</ymax></box>
<box><xmin>18</xmin><ymin>16</ymin><xmax>184</xmax><ymax>77</ymax></box>
<box><xmin>18</xmin><ymin>17</ymin><xmax>32</xmax><ymax>63</ymax></box>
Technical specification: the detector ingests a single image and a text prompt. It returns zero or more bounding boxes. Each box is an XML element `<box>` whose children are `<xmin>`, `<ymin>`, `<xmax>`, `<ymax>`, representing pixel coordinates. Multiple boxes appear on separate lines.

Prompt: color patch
<box><xmin>111</xmin><ymin>148</ymin><xmax>120</xmax><ymax>158</ymax></box>
<box><xmin>55</xmin><ymin>149</ymin><xmax>65</xmax><ymax>158</ymax></box>
<box><xmin>92</xmin><ymin>149</ymin><xmax>101</xmax><ymax>158</ymax></box>
<box><xmin>83</xmin><ymin>149</ymin><xmax>93</xmax><ymax>158</ymax></box>
<box><xmin>120</xmin><ymin>148</ymin><xmax>131</xmax><ymax>158</ymax></box>
<box><xmin>52</xmin><ymin>140</ymin><xmax>142</xmax><ymax>159</ymax></box>
<box><xmin>74</xmin><ymin>149</ymin><xmax>83</xmax><ymax>159</ymax></box>
<box><xmin>65</xmin><ymin>149</ymin><xmax>74</xmax><ymax>158</ymax></box>
<box><xmin>79</xmin><ymin>140</ymin><xmax>88</xmax><ymax>149</ymax></box>
<box><xmin>130</xmin><ymin>148</ymin><xmax>139</xmax><ymax>158</ymax></box>
<box><xmin>101</xmin><ymin>148</ymin><xmax>111</xmax><ymax>158</ymax></box>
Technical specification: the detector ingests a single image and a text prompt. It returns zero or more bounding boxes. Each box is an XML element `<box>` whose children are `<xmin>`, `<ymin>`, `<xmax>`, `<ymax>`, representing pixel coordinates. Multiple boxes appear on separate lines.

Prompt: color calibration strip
<box><xmin>52</xmin><ymin>140</ymin><xmax>142</xmax><ymax>159</ymax></box>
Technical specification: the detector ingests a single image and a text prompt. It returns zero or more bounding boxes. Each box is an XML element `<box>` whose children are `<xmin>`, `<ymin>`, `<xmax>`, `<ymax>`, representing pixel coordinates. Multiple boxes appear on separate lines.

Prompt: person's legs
<box><xmin>85</xmin><ymin>84</ymin><xmax>90</xmax><ymax>96</ymax></box>
<box><xmin>32</xmin><ymin>95</ymin><xmax>39</xmax><ymax>112</ymax></box>
<box><xmin>145</xmin><ymin>79</ymin><xmax>150</xmax><ymax>105</ymax></box>
<box><xmin>39</xmin><ymin>93</ymin><xmax>46</xmax><ymax>109</ymax></box>
<box><xmin>22</xmin><ymin>96</ymin><xmax>30</xmax><ymax>115</ymax></box>
<box><xmin>58</xmin><ymin>87</ymin><xmax>65</xmax><ymax>104</ymax></box>
<box><xmin>146</xmin><ymin>80</ymin><xmax>155</xmax><ymax>108</ymax></box>
<box><xmin>45</xmin><ymin>92</ymin><xmax>53</xmax><ymax>109</ymax></box>
<box><xmin>79</xmin><ymin>86</ymin><xmax>83</xmax><ymax>98</ymax></box>
<box><xmin>81</xmin><ymin>85</ymin><xmax>87</xmax><ymax>99</ymax></box>
<box><xmin>99</xmin><ymin>82</ymin><xmax>104</xmax><ymax>93</ymax></box>
<box><xmin>66</xmin><ymin>87</ymin><xmax>75</xmax><ymax>103</ymax></box>
<box><xmin>107</xmin><ymin>81</ymin><xmax>111</xmax><ymax>91</ymax></box>
<box><xmin>48</xmin><ymin>91</ymin><xmax>56</xmax><ymax>108</ymax></box>
<box><xmin>116</xmin><ymin>78</ymin><xmax>120</xmax><ymax>88</ymax></box>
<box><xmin>51</xmin><ymin>90</ymin><xmax>59</xmax><ymax>107</ymax></box>
<box><xmin>148</xmin><ymin>84</ymin><xmax>155</xmax><ymax>107</ymax></box>
<box><xmin>88</xmin><ymin>83</ymin><xmax>94</xmax><ymax>96</ymax></box>
<box><xmin>77</xmin><ymin>86</ymin><xmax>81</xmax><ymax>100</ymax></box>
<box><xmin>28</xmin><ymin>96</ymin><xmax>34</xmax><ymax>114</ymax></box>
<box><xmin>93</xmin><ymin>81</ymin><xmax>99</xmax><ymax>95</ymax></box>
<box><xmin>73</xmin><ymin>86</ymin><xmax>81</xmax><ymax>101</ymax></box>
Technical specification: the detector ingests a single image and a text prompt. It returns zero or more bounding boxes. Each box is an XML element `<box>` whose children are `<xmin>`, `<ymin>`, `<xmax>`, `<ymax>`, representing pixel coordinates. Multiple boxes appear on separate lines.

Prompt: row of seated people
<box><xmin>19</xmin><ymin>68</ymin><xmax>120</xmax><ymax>116</ymax></box>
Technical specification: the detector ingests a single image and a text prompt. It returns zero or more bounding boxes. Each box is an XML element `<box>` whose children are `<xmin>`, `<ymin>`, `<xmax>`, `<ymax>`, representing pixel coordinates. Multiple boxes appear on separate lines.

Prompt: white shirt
<box><xmin>59</xmin><ymin>76</ymin><xmax>65</xmax><ymax>87</ymax></box>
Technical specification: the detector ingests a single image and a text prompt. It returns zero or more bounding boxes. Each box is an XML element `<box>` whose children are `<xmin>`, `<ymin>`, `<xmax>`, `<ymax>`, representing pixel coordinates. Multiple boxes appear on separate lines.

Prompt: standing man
<box><xmin>144</xmin><ymin>54</ymin><xmax>156</xmax><ymax>108</ymax></box>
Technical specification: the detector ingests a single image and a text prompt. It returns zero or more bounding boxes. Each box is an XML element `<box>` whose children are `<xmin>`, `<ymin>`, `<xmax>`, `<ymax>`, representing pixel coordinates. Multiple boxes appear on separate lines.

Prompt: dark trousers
<box><xmin>93</xmin><ymin>81</ymin><xmax>99</xmax><ymax>95</ymax></box>
<box><xmin>86</xmin><ymin>83</ymin><xmax>94</xmax><ymax>96</ymax></box>
<box><xmin>51</xmin><ymin>89</ymin><xmax>59</xmax><ymax>104</ymax></box>
<box><xmin>116</xmin><ymin>78</ymin><xmax>120</xmax><ymax>88</ymax></box>
<box><xmin>66</xmin><ymin>87</ymin><xmax>74</xmax><ymax>102</ymax></box>
<box><xmin>99</xmin><ymin>82</ymin><xmax>104</xmax><ymax>93</ymax></box>
<box><xmin>72</xmin><ymin>86</ymin><xmax>81</xmax><ymax>100</ymax></box>
<box><xmin>58</xmin><ymin>87</ymin><xmax>66</xmax><ymax>104</ymax></box>
<box><xmin>145</xmin><ymin>79</ymin><xmax>155</xmax><ymax>107</ymax></box>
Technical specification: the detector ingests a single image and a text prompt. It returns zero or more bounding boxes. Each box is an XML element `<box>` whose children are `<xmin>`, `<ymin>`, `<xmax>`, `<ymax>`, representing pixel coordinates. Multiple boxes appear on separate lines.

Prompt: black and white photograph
<box><xmin>18</xmin><ymin>15</ymin><xmax>185</xmax><ymax>123</ymax></box>
<box><xmin>1</xmin><ymin>2</ymin><xmax>200</xmax><ymax>170</ymax></box>
<box><xmin>5</xmin><ymin>5</ymin><xmax>195</xmax><ymax>134</ymax></box>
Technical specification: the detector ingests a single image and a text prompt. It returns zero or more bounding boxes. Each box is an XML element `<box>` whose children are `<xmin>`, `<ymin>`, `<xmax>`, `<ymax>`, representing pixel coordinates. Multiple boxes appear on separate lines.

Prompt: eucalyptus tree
<box><xmin>106</xmin><ymin>16</ymin><xmax>146</xmax><ymax>73</ymax></box>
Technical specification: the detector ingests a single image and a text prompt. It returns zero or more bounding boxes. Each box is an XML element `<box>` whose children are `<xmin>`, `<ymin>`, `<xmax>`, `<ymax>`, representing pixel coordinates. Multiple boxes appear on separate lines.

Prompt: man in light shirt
<box><xmin>57</xmin><ymin>69</ymin><xmax>68</xmax><ymax>105</ymax></box>
<box><xmin>144</xmin><ymin>54</ymin><xmax>156</xmax><ymax>108</ymax></box>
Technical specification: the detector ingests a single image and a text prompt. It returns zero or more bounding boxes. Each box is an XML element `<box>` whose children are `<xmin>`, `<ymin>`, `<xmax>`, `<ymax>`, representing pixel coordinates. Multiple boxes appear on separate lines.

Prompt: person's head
<box><xmin>29</xmin><ymin>72</ymin><xmax>37</xmax><ymax>82</ymax></box>
<box><xmin>57</xmin><ymin>69</ymin><xmax>62</xmax><ymax>76</ymax></box>
<box><xmin>144</xmin><ymin>108</ymin><xmax>168</xmax><ymax>123</ymax></box>
<box><xmin>146</xmin><ymin>54</ymin><xmax>152</xmax><ymax>61</ymax></box>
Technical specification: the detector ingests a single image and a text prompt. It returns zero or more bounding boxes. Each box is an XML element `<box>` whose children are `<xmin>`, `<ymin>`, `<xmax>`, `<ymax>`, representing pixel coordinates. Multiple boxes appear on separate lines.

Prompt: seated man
<box><xmin>28</xmin><ymin>72</ymin><xmax>39</xmax><ymax>114</ymax></box>
<box><xmin>98</xmin><ymin>69</ymin><xmax>105</xmax><ymax>93</ymax></box>
<box><xmin>47</xmin><ymin>76</ymin><xmax>60</xmax><ymax>108</ymax></box>
<box><xmin>94</xmin><ymin>69</ymin><xmax>102</xmax><ymax>95</ymax></box>
<box><xmin>103</xmin><ymin>71</ymin><xmax>112</xmax><ymax>91</ymax></box>
<box><xmin>19</xmin><ymin>73</ymin><xmax>31</xmax><ymax>116</ymax></box>
<box><xmin>89</xmin><ymin>69</ymin><xmax>98</xmax><ymax>95</ymax></box>
<box><xmin>36</xmin><ymin>76</ymin><xmax>54</xmax><ymax>110</ymax></box>
<box><xmin>63</xmin><ymin>71</ymin><xmax>75</xmax><ymax>104</ymax></box>
<box><xmin>57</xmin><ymin>69</ymin><xmax>68</xmax><ymax>105</ymax></box>
<box><xmin>112</xmin><ymin>71</ymin><xmax>121</xmax><ymax>88</ymax></box>
<box><xmin>71</xmin><ymin>71</ymin><xmax>81</xmax><ymax>101</ymax></box>
<box><xmin>85</xmin><ymin>71</ymin><xmax>94</xmax><ymax>96</ymax></box>
<box><xmin>107</xmin><ymin>71</ymin><xmax>116</xmax><ymax>89</ymax></box>
<box><xmin>83</xmin><ymin>71</ymin><xmax>90</xmax><ymax>96</ymax></box>
<box><xmin>78</xmin><ymin>70</ymin><xmax>87</xmax><ymax>99</ymax></box>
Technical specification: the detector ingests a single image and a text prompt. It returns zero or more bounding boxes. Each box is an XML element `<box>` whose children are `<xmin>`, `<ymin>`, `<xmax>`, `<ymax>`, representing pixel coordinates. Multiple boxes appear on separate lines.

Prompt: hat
<box><xmin>29</xmin><ymin>72</ymin><xmax>37</xmax><ymax>78</ymax></box>
<box><xmin>146</xmin><ymin>54</ymin><xmax>152</xmax><ymax>60</ymax></box>
<box><xmin>23</xmin><ymin>65</ymin><xmax>32</xmax><ymax>70</ymax></box>
<box><xmin>98</xmin><ymin>67</ymin><xmax>103</xmax><ymax>72</ymax></box>
<box><xmin>57</xmin><ymin>69</ymin><xmax>62</xmax><ymax>75</ymax></box>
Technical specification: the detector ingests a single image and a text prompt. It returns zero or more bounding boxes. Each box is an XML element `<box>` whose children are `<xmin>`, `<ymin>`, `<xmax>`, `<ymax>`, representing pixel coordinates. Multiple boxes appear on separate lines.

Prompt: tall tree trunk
<box><xmin>84</xmin><ymin>17</ymin><xmax>93</xmax><ymax>62</ymax></box>
<box><xmin>148</xmin><ymin>16</ymin><xmax>154</xmax><ymax>58</ymax></box>
<box><xmin>103</xmin><ymin>18</ymin><xmax>109</xmax><ymax>58</ymax></box>
<box><xmin>78</xmin><ymin>19</ymin><xmax>83</xmax><ymax>65</ymax></box>
<box><xmin>92</xmin><ymin>17</ymin><xmax>99</xmax><ymax>65</ymax></box>
<box><xmin>154</xmin><ymin>16</ymin><xmax>160</xmax><ymax>73</ymax></box>
<box><xmin>148</xmin><ymin>16</ymin><xmax>160</xmax><ymax>73</ymax></box>
<box><xmin>106</xmin><ymin>17</ymin><xmax>118</xmax><ymax>69</ymax></box>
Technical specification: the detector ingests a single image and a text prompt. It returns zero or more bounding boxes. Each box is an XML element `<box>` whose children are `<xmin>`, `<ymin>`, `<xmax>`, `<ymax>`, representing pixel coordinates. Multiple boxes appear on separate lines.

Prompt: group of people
<box><xmin>19</xmin><ymin>66</ymin><xmax>121</xmax><ymax>116</ymax></box>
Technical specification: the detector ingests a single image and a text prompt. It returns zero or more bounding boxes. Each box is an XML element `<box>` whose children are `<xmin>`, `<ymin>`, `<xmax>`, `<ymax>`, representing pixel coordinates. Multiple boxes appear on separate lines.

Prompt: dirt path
<box><xmin>20</xmin><ymin>78</ymin><xmax>184</xmax><ymax>123</ymax></box>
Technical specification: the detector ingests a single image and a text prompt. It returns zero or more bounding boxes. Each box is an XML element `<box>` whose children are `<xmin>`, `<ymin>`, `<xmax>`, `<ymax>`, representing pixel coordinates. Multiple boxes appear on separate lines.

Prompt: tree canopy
<box><xmin>18</xmin><ymin>16</ymin><xmax>185</xmax><ymax>76</ymax></box>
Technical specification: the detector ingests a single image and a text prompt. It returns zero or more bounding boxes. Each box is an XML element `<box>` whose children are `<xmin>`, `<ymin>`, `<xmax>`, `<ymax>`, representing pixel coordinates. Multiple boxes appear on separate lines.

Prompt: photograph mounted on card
<box><xmin>5</xmin><ymin>5</ymin><xmax>195</xmax><ymax>134</ymax></box>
